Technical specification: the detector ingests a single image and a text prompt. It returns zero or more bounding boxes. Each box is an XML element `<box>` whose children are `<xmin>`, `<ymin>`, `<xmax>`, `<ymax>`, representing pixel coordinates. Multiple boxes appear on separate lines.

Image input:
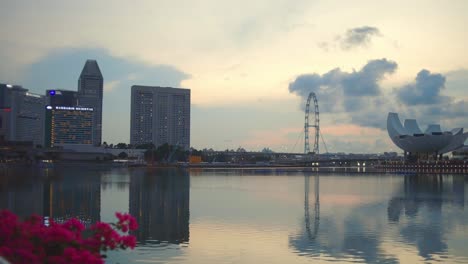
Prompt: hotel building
<box><xmin>130</xmin><ymin>86</ymin><xmax>190</xmax><ymax>150</ymax></box>
<box><xmin>44</xmin><ymin>105</ymin><xmax>94</xmax><ymax>148</ymax></box>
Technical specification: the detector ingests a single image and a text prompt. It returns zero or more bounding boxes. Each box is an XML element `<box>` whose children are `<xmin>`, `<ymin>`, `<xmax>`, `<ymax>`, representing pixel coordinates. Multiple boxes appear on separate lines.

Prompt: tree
<box><xmin>144</xmin><ymin>143</ymin><xmax>188</xmax><ymax>163</ymax></box>
<box><xmin>236</xmin><ymin>147</ymin><xmax>246</xmax><ymax>153</ymax></box>
<box><xmin>135</xmin><ymin>143</ymin><xmax>155</xmax><ymax>149</ymax></box>
<box><xmin>116</xmin><ymin>143</ymin><xmax>127</xmax><ymax>149</ymax></box>
<box><xmin>261</xmin><ymin>147</ymin><xmax>274</xmax><ymax>153</ymax></box>
<box><xmin>190</xmin><ymin>148</ymin><xmax>202</xmax><ymax>156</ymax></box>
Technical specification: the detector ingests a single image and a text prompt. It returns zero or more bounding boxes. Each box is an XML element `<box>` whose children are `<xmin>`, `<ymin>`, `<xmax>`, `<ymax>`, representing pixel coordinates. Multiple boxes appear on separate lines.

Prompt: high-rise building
<box><xmin>130</xmin><ymin>86</ymin><xmax>190</xmax><ymax>150</ymax></box>
<box><xmin>0</xmin><ymin>83</ymin><xmax>45</xmax><ymax>146</ymax></box>
<box><xmin>44</xmin><ymin>105</ymin><xmax>94</xmax><ymax>147</ymax></box>
<box><xmin>78</xmin><ymin>60</ymin><xmax>103</xmax><ymax>146</ymax></box>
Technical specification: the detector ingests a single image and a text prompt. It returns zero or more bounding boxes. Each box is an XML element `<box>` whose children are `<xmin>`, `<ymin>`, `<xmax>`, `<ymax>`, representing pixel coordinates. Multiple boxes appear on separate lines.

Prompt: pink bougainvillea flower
<box><xmin>0</xmin><ymin>210</ymin><xmax>138</xmax><ymax>264</ymax></box>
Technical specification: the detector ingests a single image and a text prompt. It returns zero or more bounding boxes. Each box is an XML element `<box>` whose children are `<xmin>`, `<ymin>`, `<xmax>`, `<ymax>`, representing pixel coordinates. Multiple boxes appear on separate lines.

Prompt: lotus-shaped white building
<box><xmin>387</xmin><ymin>112</ymin><xmax>468</xmax><ymax>156</ymax></box>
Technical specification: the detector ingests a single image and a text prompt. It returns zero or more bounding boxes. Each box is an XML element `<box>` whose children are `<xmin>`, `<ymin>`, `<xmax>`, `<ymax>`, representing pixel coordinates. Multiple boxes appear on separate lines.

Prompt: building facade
<box><xmin>44</xmin><ymin>106</ymin><xmax>94</xmax><ymax>147</ymax></box>
<box><xmin>46</xmin><ymin>89</ymin><xmax>78</xmax><ymax>107</ymax></box>
<box><xmin>78</xmin><ymin>60</ymin><xmax>103</xmax><ymax>146</ymax></box>
<box><xmin>0</xmin><ymin>83</ymin><xmax>45</xmax><ymax>146</ymax></box>
<box><xmin>130</xmin><ymin>86</ymin><xmax>190</xmax><ymax>150</ymax></box>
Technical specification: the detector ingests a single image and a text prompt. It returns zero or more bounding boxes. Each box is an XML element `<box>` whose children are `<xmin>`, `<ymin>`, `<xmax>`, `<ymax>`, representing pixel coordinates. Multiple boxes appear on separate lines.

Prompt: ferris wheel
<box><xmin>304</xmin><ymin>92</ymin><xmax>320</xmax><ymax>154</ymax></box>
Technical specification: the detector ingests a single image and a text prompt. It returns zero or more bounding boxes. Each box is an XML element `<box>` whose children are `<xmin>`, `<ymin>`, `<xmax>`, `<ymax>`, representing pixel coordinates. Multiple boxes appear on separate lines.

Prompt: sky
<box><xmin>0</xmin><ymin>0</ymin><xmax>467</xmax><ymax>153</ymax></box>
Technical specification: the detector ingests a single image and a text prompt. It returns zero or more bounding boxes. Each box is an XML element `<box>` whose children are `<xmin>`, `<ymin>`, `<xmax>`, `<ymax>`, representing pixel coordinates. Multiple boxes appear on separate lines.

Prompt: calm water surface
<box><xmin>1</xmin><ymin>166</ymin><xmax>468</xmax><ymax>263</ymax></box>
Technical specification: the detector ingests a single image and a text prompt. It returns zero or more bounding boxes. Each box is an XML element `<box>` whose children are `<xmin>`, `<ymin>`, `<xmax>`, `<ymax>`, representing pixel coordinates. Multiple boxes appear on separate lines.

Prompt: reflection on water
<box><xmin>303</xmin><ymin>174</ymin><xmax>319</xmax><ymax>241</ymax></box>
<box><xmin>130</xmin><ymin>169</ymin><xmax>190</xmax><ymax>244</ymax></box>
<box><xmin>0</xmin><ymin>166</ymin><xmax>190</xmax><ymax>245</ymax></box>
<box><xmin>289</xmin><ymin>174</ymin><xmax>468</xmax><ymax>263</ymax></box>
<box><xmin>0</xmin><ymin>166</ymin><xmax>45</xmax><ymax>218</ymax></box>
<box><xmin>1</xmin><ymin>166</ymin><xmax>468</xmax><ymax>263</ymax></box>
<box><xmin>388</xmin><ymin>175</ymin><xmax>466</xmax><ymax>261</ymax></box>
<box><xmin>44</xmin><ymin>169</ymin><xmax>101</xmax><ymax>226</ymax></box>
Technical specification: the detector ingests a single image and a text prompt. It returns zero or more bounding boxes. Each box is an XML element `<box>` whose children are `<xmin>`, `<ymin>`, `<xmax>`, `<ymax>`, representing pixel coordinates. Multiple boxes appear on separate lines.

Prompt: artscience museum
<box><xmin>387</xmin><ymin>112</ymin><xmax>468</xmax><ymax>159</ymax></box>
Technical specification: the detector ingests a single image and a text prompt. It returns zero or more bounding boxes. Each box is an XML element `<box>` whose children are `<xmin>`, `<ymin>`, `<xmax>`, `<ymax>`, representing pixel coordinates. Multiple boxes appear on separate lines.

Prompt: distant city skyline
<box><xmin>0</xmin><ymin>0</ymin><xmax>467</xmax><ymax>153</ymax></box>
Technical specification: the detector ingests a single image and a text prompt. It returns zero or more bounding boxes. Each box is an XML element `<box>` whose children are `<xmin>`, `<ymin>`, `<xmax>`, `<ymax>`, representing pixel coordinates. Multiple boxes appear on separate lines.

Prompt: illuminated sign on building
<box><xmin>45</xmin><ymin>105</ymin><xmax>94</xmax><ymax>111</ymax></box>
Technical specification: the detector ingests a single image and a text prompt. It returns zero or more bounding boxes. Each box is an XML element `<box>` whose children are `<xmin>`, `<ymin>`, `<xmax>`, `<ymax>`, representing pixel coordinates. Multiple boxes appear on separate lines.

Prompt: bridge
<box><xmin>198</xmin><ymin>150</ymin><xmax>394</xmax><ymax>167</ymax></box>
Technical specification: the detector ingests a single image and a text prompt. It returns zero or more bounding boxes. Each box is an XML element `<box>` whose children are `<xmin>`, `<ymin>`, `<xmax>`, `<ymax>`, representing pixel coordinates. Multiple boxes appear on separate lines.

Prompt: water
<box><xmin>1</xmin><ymin>165</ymin><xmax>468</xmax><ymax>263</ymax></box>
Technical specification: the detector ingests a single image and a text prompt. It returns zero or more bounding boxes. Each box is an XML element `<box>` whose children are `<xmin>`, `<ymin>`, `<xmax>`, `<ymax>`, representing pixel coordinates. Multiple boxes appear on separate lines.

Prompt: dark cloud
<box><xmin>396</xmin><ymin>69</ymin><xmax>448</xmax><ymax>105</ymax></box>
<box><xmin>289</xmin><ymin>60</ymin><xmax>468</xmax><ymax>131</ymax></box>
<box><xmin>340</xmin><ymin>26</ymin><xmax>381</xmax><ymax>50</ymax></box>
<box><xmin>393</xmin><ymin>69</ymin><xmax>467</xmax><ymax>130</ymax></box>
<box><xmin>17</xmin><ymin>47</ymin><xmax>190</xmax><ymax>144</ymax></box>
<box><xmin>288</xmin><ymin>58</ymin><xmax>397</xmax><ymax>113</ymax></box>
<box><xmin>344</xmin><ymin>59</ymin><xmax>397</xmax><ymax>96</ymax></box>
<box><xmin>20</xmin><ymin>48</ymin><xmax>190</xmax><ymax>92</ymax></box>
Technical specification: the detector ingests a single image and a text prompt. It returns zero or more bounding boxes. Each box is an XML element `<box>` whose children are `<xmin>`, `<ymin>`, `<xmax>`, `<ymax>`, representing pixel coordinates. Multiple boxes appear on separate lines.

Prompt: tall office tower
<box><xmin>0</xmin><ymin>83</ymin><xmax>45</xmax><ymax>146</ymax></box>
<box><xmin>78</xmin><ymin>60</ymin><xmax>103</xmax><ymax>146</ymax></box>
<box><xmin>44</xmin><ymin>106</ymin><xmax>94</xmax><ymax>148</ymax></box>
<box><xmin>46</xmin><ymin>89</ymin><xmax>78</xmax><ymax>107</ymax></box>
<box><xmin>130</xmin><ymin>86</ymin><xmax>190</xmax><ymax>150</ymax></box>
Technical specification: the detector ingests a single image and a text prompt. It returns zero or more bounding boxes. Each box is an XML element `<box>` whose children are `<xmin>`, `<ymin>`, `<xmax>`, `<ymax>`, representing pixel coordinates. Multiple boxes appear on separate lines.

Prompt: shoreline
<box><xmin>1</xmin><ymin>161</ymin><xmax>467</xmax><ymax>175</ymax></box>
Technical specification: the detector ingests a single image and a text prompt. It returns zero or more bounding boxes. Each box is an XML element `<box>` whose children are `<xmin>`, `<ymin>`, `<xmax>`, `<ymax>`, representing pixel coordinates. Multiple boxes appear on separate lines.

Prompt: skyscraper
<box><xmin>78</xmin><ymin>60</ymin><xmax>103</xmax><ymax>146</ymax></box>
<box><xmin>130</xmin><ymin>86</ymin><xmax>190</xmax><ymax>150</ymax></box>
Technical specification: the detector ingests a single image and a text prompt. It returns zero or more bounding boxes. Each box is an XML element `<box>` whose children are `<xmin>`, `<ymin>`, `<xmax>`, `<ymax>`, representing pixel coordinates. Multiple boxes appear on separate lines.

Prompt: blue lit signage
<box><xmin>49</xmin><ymin>90</ymin><xmax>56</xmax><ymax>96</ymax></box>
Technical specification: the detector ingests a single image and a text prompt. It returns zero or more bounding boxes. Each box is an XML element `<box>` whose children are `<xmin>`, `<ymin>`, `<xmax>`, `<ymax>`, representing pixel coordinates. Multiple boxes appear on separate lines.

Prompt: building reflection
<box><xmin>0</xmin><ymin>166</ymin><xmax>101</xmax><ymax>226</ymax></box>
<box><xmin>388</xmin><ymin>175</ymin><xmax>465</xmax><ymax>222</ymax></box>
<box><xmin>387</xmin><ymin>174</ymin><xmax>466</xmax><ymax>259</ymax></box>
<box><xmin>289</xmin><ymin>174</ymin><xmax>392</xmax><ymax>262</ymax></box>
<box><xmin>0</xmin><ymin>166</ymin><xmax>45</xmax><ymax>218</ymax></box>
<box><xmin>43</xmin><ymin>168</ymin><xmax>101</xmax><ymax>226</ymax></box>
<box><xmin>129</xmin><ymin>168</ymin><xmax>190</xmax><ymax>244</ymax></box>
<box><xmin>290</xmin><ymin>174</ymin><xmax>467</xmax><ymax>262</ymax></box>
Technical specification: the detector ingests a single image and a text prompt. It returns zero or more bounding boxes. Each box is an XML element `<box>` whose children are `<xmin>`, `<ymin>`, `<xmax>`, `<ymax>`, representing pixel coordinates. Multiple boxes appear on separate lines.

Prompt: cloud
<box><xmin>289</xmin><ymin>60</ymin><xmax>468</xmax><ymax>132</ymax></box>
<box><xmin>443</xmin><ymin>68</ymin><xmax>468</xmax><ymax>99</ymax></box>
<box><xmin>392</xmin><ymin>69</ymin><xmax>467</xmax><ymax>130</ymax></box>
<box><xmin>104</xmin><ymin>80</ymin><xmax>121</xmax><ymax>92</ymax></box>
<box><xmin>396</xmin><ymin>69</ymin><xmax>448</xmax><ymax>105</ymax></box>
<box><xmin>340</xmin><ymin>26</ymin><xmax>381</xmax><ymax>50</ymax></box>
<box><xmin>317</xmin><ymin>26</ymin><xmax>382</xmax><ymax>52</ymax></box>
<box><xmin>288</xmin><ymin>58</ymin><xmax>397</xmax><ymax>113</ymax></box>
<box><xmin>0</xmin><ymin>0</ymin><xmax>314</xmax><ymax>62</ymax></box>
<box><xmin>20</xmin><ymin>48</ymin><xmax>190</xmax><ymax>92</ymax></box>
